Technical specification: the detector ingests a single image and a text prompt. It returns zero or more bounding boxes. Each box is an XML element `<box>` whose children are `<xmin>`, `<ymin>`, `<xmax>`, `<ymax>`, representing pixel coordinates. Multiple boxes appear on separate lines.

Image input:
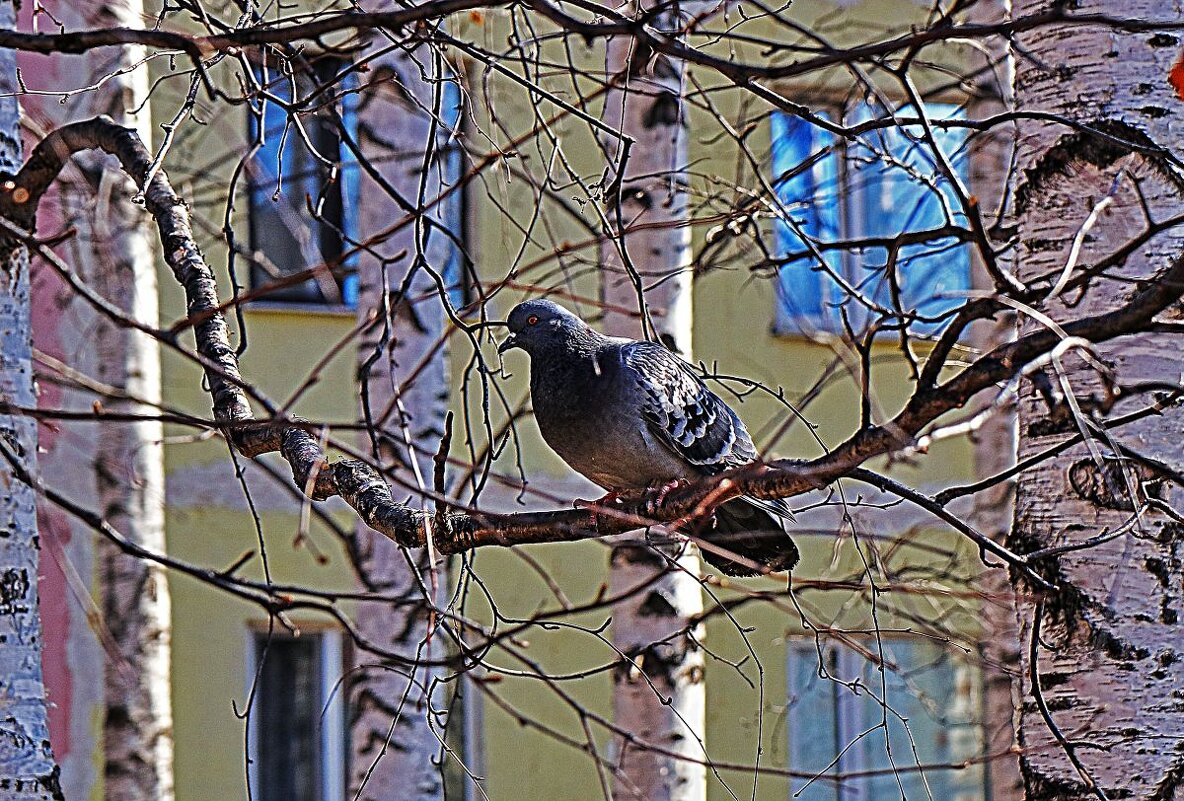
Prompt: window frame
<box><xmin>245</xmin><ymin>626</ymin><xmax>346</xmax><ymax>801</ymax></box>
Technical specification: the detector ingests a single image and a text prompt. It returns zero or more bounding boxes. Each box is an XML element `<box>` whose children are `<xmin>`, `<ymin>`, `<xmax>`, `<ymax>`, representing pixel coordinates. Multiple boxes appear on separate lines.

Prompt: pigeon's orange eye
<box><xmin>527</xmin><ymin>315</ymin><xmax>540</xmax><ymax>326</ymax></box>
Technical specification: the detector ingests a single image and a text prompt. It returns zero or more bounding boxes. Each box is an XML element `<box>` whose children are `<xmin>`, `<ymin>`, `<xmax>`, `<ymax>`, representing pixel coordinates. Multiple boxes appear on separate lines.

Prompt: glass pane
<box><xmin>255</xmin><ymin>634</ymin><xmax>323</xmax><ymax>801</ymax></box>
<box><xmin>846</xmin><ymin>103</ymin><xmax>971</xmax><ymax>333</ymax></box>
<box><xmin>249</xmin><ymin>59</ymin><xmax>349</xmax><ymax>305</ymax></box>
<box><xmin>771</xmin><ymin>104</ymin><xmax>972</xmax><ymax>335</ymax></box>
<box><xmin>339</xmin><ymin>68</ymin><xmax>361</xmax><ymax>308</ymax></box>
<box><xmin>788</xmin><ymin>641</ymin><xmax>841</xmax><ymax>801</ymax></box>
<box><xmin>438</xmin><ymin>76</ymin><xmax>470</xmax><ymax>311</ymax></box>
<box><xmin>771</xmin><ymin>112</ymin><xmax>842</xmax><ymax>333</ymax></box>
<box><xmin>788</xmin><ymin>639</ymin><xmax>986</xmax><ymax>801</ymax></box>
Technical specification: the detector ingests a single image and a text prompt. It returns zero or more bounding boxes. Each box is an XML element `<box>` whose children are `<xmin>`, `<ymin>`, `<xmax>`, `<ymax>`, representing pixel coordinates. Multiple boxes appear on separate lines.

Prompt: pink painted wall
<box><xmin>18</xmin><ymin>3</ymin><xmax>109</xmax><ymax>797</ymax></box>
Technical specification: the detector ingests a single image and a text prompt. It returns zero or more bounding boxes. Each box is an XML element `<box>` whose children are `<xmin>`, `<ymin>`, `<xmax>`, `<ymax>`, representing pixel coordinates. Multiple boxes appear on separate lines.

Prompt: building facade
<box><xmin>19</xmin><ymin>1</ymin><xmax>1020</xmax><ymax>799</ymax></box>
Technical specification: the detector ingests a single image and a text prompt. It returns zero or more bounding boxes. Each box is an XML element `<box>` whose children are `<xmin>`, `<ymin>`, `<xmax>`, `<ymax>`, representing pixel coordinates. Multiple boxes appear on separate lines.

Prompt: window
<box><xmin>247</xmin><ymin>629</ymin><xmax>345</xmax><ymax>801</ymax></box>
<box><xmin>787</xmin><ymin>639</ymin><xmax>986</xmax><ymax>801</ymax></box>
<box><xmin>771</xmin><ymin>102</ymin><xmax>971</xmax><ymax>335</ymax></box>
<box><xmin>248</xmin><ymin>58</ymin><xmax>359</xmax><ymax>306</ymax></box>
<box><xmin>248</xmin><ymin>63</ymin><xmax>470</xmax><ymax>310</ymax></box>
<box><xmin>437</xmin><ymin>77</ymin><xmax>473</xmax><ymax>312</ymax></box>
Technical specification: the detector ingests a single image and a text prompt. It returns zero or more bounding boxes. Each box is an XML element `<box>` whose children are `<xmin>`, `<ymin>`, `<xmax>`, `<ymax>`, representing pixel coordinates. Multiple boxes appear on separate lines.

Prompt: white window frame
<box><xmin>245</xmin><ymin>627</ymin><xmax>345</xmax><ymax>801</ymax></box>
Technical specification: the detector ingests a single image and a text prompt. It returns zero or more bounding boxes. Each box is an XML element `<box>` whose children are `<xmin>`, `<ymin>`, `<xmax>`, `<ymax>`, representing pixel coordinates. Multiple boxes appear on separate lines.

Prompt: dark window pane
<box><xmin>248</xmin><ymin>58</ymin><xmax>352</xmax><ymax>305</ymax></box>
<box><xmin>255</xmin><ymin>634</ymin><xmax>322</xmax><ymax>801</ymax></box>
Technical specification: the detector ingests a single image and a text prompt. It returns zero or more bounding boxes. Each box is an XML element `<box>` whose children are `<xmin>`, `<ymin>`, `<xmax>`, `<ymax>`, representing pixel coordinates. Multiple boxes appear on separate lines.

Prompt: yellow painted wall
<box><xmin>150</xmin><ymin>1</ymin><xmax>988</xmax><ymax>798</ymax></box>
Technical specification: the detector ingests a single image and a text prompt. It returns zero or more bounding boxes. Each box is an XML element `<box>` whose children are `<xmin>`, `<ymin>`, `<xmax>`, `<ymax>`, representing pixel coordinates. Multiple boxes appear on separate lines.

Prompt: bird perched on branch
<box><xmin>498</xmin><ymin>298</ymin><xmax>797</xmax><ymax>576</ymax></box>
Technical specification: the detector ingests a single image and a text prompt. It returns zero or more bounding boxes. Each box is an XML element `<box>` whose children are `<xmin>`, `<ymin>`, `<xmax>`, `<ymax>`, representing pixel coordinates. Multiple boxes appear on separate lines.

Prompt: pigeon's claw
<box><xmin>652</xmin><ymin>478</ymin><xmax>690</xmax><ymax>507</ymax></box>
<box><xmin>574</xmin><ymin>491</ymin><xmax>624</xmax><ymax>528</ymax></box>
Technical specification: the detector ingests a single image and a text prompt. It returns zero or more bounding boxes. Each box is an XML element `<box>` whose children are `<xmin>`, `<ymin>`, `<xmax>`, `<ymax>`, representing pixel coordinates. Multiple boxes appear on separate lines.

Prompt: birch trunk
<box><xmin>1009</xmin><ymin>3</ymin><xmax>1184</xmax><ymax>798</ymax></box>
<box><xmin>347</xmin><ymin>29</ymin><xmax>452</xmax><ymax>801</ymax></box>
<box><xmin>0</xmin><ymin>2</ymin><xmax>64</xmax><ymax>797</ymax></box>
<box><xmin>599</xmin><ymin>6</ymin><xmax>705</xmax><ymax>799</ymax></box>
<box><xmin>964</xmin><ymin>5</ymin><xmax>1023</xmax><ymax>795</ymax></box>
<box><xmin>47</xmin><ymin>3</ymin><xmax>173</xmax><ymax>798</ymax></box>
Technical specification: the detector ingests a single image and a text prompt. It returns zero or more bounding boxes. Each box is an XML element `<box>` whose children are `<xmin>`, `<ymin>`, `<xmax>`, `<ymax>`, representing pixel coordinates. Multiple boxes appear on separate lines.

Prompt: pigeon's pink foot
<box><xmin>574</xmin><ymin>491</ymin><xmax>623</xmax><ymax>527</ymax></box>
<box><xmin>652</xmin><ymin>478</ymin><xmax>690</xmax><ymax>506</ymax></box>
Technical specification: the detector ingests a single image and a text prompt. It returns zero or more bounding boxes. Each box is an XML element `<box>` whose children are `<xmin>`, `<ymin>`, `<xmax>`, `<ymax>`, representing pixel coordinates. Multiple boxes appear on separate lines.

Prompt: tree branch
<box><xmin>4</xmin><ymin>116</ymin><xmax>1183</xmax><ymax>570</ymax></box>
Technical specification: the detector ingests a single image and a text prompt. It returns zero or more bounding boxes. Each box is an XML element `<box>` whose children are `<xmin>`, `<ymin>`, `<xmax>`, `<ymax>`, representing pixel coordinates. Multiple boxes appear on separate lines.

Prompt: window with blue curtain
<box><xmin>438</xmin><ymin>76</ymin><xmax>472</xmax><ymax>312</ymax></box>
<box><xmin>249</xmin><ymin>62</ymin><xmax>468</xmax><ymax>310</ymax></box>
<box><xmin>787</xmin><ymin>639</ymin><xmax>986</xmax><ymax>801</ymax></box>
<box><xmin>772</xmin><ymin>103</ymin><xmax>971</xmax><ymax>336</ymax></box>
<box><xmin>249</xmin><ymin>57</ymin><xmax>359</xmax><ymax>307</ymax></box>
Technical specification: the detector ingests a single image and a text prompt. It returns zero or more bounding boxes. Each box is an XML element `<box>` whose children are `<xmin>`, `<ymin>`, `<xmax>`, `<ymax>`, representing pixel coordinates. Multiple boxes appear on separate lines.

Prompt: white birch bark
<box><xmin>347</xmin><ymin>24</ymin><xmax>452</xmax><ymax>801</ymax></box>
<box><xmin>599</xmin><ymin>6</ymin><xmax>705</xmax><ymax>799</ymax></box>
<box><xmin>1009</xmin><ymin>3</ymin><xmax>1184</xmax><ymax>797</ymax></box>
<box><xmin>45</xmin><ymin>4</ymin><xmax>173</xmax><ymax>799</ymax></box>
<box><xmin>964</xmin><ymin>5</ymin><xmax>1023</xmax><ymax>796</ymax></box>
<box><xmin>0</xmin><ymin>2</ymin><xmax>64</xmax><ymax>797</ymax></box>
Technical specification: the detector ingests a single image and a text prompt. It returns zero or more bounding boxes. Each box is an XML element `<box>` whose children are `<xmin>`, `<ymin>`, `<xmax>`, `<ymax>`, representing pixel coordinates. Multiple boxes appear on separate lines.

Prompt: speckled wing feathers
<box><xmin>620</xmin><ymin>341</ymin><xmax>757</xmax><ymax>472</ymax></box>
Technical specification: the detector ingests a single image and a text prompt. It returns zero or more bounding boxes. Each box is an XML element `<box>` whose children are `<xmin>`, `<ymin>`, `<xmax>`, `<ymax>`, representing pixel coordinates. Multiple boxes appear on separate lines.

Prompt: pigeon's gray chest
<box><xmin>531</xmin><ymin>352</ymin><xmax>687</xmax><ymax>490</ymax></box>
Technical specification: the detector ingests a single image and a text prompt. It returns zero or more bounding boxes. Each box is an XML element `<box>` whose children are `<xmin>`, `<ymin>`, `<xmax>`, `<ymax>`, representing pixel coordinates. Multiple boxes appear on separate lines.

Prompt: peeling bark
<box><xmin>1010</xmin><ymin>3</ymin><xmax>1184</xmax><ymax>798</ymax></box>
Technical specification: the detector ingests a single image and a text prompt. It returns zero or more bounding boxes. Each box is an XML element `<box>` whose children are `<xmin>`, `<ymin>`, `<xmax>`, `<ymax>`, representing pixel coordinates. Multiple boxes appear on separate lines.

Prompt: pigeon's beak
<box><xmin>497</xmin><ymin>333</ymin><xmax>519</xmax><ymax>354</ymax></box>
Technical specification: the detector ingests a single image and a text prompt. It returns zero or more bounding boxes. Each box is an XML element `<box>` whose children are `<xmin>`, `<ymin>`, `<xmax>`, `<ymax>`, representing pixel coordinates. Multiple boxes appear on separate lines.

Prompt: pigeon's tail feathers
<box><xmin>698</xmin><ymin>496</ymin><xmax>799</xmax><ymax>577</ymax></box>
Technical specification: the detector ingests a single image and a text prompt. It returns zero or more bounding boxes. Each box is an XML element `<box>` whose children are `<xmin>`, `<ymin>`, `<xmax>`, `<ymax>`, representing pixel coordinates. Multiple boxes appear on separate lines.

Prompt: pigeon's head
<box><xmin>498</xmin><ymin>299</ymin><xmax>591</xmax><ymax>356</ymax></box>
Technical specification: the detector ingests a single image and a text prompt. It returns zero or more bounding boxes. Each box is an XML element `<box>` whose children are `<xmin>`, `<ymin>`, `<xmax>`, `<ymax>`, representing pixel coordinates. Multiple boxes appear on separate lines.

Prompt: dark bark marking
<box><xmin>38</xmin><ymin>766</ymin><xmax>65</xmax><ymax>801</ymax></box>
<box><xmin>1090</xmin><ymin>625</ymin><xmax>1151</xmax><ymax>662</ymax></box>
<box><xmin>1068</xmin><ymin>457</ymin><xmax>1166</xmax><ymax>510</ymax></box>
<box><xmin>1014</xmin><ymin>119</ymin><xmax>1179</xmax><ymax>216</ymax></box>
<box><xmin>1146</xmin><ymin>556</ymin><xmax>1172</xmax><ymax>588</ymax></box>
<box><xmin>611</xmin><ymin>542</ymin><xmax>668</xmax><ymax>570</ymax></box>
<box><xmin>1039</xmin><ymin>671</ymin><xmax>1071</xmax><ymax>690</ymax></box>
<box><xmin>1044</xmin><ymin>696</ymin><xmax>1082</xmax><ymax>712</ymax></box>
<box><xmin>642</xmin><ymin>90</ymin><xmax>680</xmax><ymax>128</ymax></box>
<box><xmin>0</xmin><ymin>766</ymin><xmax>65</xmax><ymax>801</ymax></box>
<box><xmin>1160</xmin><ymin>522</ymin><xmax>1184</xmax><ymax>544</ymax></box>
<box><xmin>636</xmin><ymin>590</ymin><xmax>677</xmax><ymax>618</ymax></box>
<box><xmin>0</xmin><ymin>567</ymin><xmax>29</xmax><ymax>615</ymax></box>
<box><xmin>621</xmin><ymin>184</ymin><xmax>654</xmax><ymax>212</ymax></box>
<box><xmin>1021</xmin><ymin>755</ymin><xmax>1135</xmax><ymax>801</ymax></box>
<box><xmin>613</xmin><ymin>639</ymin><xmax>690</xmax><ymax>686</ymax></box>
<box><xmin>1150</xmin><ymin>755</ymin><xmax>1184</xmax><ymax>801</ymax></box>
<box><xmin>1008</xmin><ymin>526</ymin><xmax>1079</xmax><ymax>601</ymax></box>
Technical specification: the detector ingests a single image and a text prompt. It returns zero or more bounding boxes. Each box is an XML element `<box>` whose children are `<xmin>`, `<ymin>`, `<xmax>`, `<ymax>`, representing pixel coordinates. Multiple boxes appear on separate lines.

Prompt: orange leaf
<box><xmin>1170</xmin><ymin>50</ymin><xmax>1184</xmax><ymax>100</ymax></box>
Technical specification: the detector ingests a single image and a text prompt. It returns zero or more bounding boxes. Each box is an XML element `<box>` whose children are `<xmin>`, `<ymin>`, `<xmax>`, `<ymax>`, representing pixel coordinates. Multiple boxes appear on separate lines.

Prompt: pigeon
<box><xmin>498</xmin><ymin>298</ymin><xmax>798</xmax><ymax>576</ymax></box>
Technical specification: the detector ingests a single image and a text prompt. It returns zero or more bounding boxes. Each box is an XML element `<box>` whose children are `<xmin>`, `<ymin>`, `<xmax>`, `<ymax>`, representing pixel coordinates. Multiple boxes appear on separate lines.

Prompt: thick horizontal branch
<box><xmin>0</xmin><ymin>0</ymin><xmax>499</xmax><ymax>60</ymax></box>
<box><xmin>5</xmin><ymin>116</ymin><xmax>1184</xmax><ymax>574</ymax></box>
<box><xmin>3</xmin><ymin>5</ymin><xmax>1183</xmax><ymax>104</ymax></box>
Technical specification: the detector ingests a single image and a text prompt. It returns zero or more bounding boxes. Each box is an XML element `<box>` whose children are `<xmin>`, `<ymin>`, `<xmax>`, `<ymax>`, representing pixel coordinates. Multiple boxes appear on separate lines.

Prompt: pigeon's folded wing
<box><xmin>620</xmin><ymin>341</ymin><xmax>758</xmax><ymax>472</ymax></box>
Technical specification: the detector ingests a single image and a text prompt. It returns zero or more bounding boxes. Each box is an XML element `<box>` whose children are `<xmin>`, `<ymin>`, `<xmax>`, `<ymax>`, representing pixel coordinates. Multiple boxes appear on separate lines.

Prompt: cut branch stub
<box><xmin>1067</xmin><ymin>457</ymin><xmax>1167</xmax><ymax>511</ymax></box>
